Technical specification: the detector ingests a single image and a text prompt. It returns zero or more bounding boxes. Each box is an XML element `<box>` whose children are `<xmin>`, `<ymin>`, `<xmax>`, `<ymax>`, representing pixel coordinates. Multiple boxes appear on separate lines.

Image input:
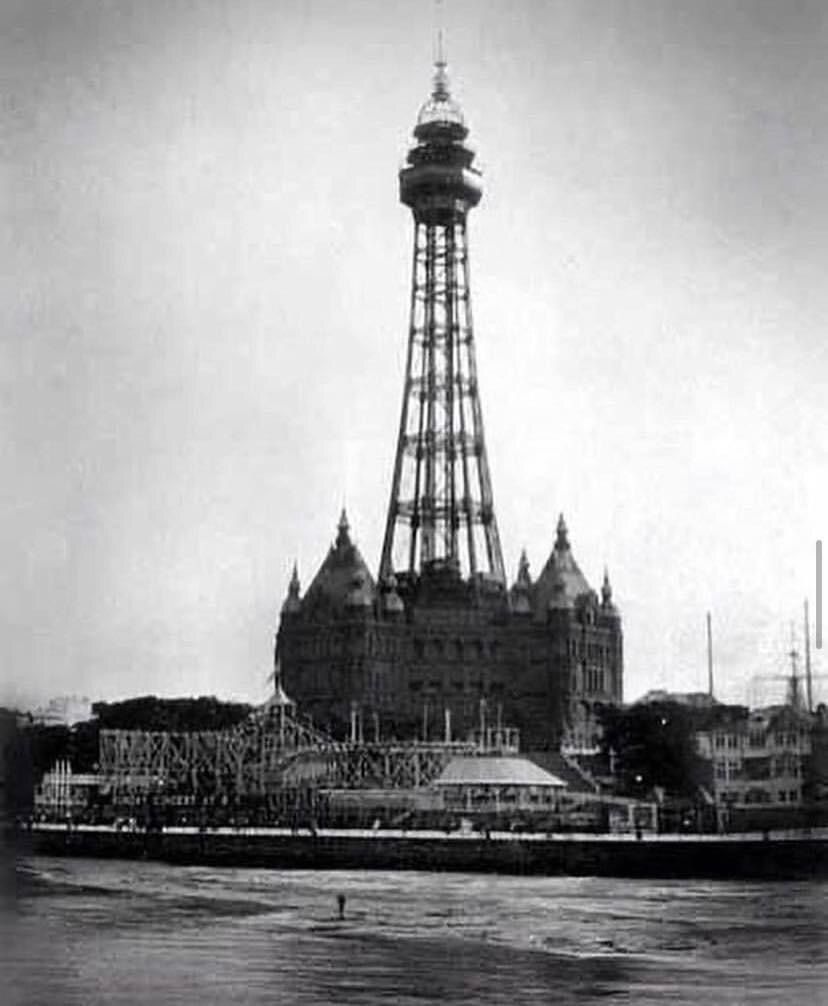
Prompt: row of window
<box><xmin>715</xmin><ymin>760</ymin><xmax>742</xmax><ymax>780</ymax></box>
<box><xmin>714</xmin><ymin>729</ymin><xmax>809</xmax><ymax>750</ymax></box>
<box><xmin>718</xmin><ymin>789</ymin><xmax>800</xmax><ymax>805</ymax></box>
<box><xmin>295</xmin><ymin>634</ymin><xmax>621</xmax><ymax>666</ymax></box>
<box><xmin>442</xmin><ymin>786</ymin><xmax>559</xmax><ymax>806</ymax></box>
<box><xmin>772</xmin><ymin>731</ymin><xmax>806</xmax><ymax>747</ymax></box>
<box><xmin>296</xmin><ymin>635</ymin><xmax>499</xmax><ymax>662</ymax></box>
<box><xmin>413</xmin><ymin>638</ymin><xmax>496</xmax><ymax>661</ymax></box>
<box><xmin>582</xmin><ymin>667</ymin><xmax>607</xmax><ymax>695</ymax></box>
<box><xmin>565</xmin><ymin>639</ymin><xmax>616</xmax><ymax>661</ymax></box>
<box><xmin>408</xmin><ymin>678</ymin><xmax>506</xmax><ymax>696</ymax></box>
<box><xmin>777</xmin><ymin>789</ymin><xmax>800</xmax><ymax>803</ymax></box>
<box><xmin>714</xmin><ymin>734</ymin><xmax>741</xmax><ymax>749</ymax></box>
<box><xmin>718</xmin><ymin>759</ymin><xmax>803</xmax><ymax>782</ymax></box>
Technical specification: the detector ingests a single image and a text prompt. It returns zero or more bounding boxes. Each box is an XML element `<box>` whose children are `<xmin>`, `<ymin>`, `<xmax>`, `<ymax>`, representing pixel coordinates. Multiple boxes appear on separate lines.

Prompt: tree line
<box><xmin>1</xmin><ymin>696</ymin><xmax>254</xmax><ymax>812</ymax></box>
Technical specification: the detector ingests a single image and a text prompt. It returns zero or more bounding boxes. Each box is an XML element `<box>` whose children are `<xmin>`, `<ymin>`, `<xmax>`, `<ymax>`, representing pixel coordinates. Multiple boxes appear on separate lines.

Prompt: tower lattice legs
<box><xmin>380</xmin><ymin>216</ymin><xmax>504</xmax><ymax>583</ymax></box>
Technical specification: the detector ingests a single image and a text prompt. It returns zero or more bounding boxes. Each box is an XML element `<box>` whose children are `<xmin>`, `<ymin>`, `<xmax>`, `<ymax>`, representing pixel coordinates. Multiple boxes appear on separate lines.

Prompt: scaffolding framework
<box><xmin>98</xmin><ymin>704</ymin><xmax>519</xmax><ymax>803</ymax></box>
<box><xmin>98</xmin><ymin>705</ymin><xmax>333</xmax><ymax>802</ymax></box>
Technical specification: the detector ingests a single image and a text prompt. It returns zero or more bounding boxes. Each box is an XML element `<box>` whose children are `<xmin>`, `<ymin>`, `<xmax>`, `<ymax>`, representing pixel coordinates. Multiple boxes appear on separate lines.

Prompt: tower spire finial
<box><xmin>432</xmin><ymin>0</ymin><xmax>449</xmax><ymax>99</ymax></box>
<box><xmin>434</xmin><ymin>0</ymin><xmax>446</xmax><ymax>62</ymax></box>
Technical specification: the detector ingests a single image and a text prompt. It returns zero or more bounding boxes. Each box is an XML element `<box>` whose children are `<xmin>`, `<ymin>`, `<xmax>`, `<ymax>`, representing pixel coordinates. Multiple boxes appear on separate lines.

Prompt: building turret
<box><xmin>281</xmin><ymin>562</ymin><xmax>302</xmax><ymax>615</ymax></box>
<box><xmin>269</xmin><ymin>658</ymin><xmax>295</xmax><ymax>711</ymax></box>
<box><xmin>380</xmin><ymin>574</ymin><xmax>405</xmax><ymax>616</ymax></box>
<box><xmin>510</xmin><ymin>549</ymin><xmax>532</xmax><ymax>614</ymax></box>
<box><xmin>345</xmin><ymin>569</ymin><xmax>375</xmax><ymax>612</ymax></box>
<box><xmin>600</xmin><ymin>567</ymin><xmax>619</xmax><ymax>617</ymax></box>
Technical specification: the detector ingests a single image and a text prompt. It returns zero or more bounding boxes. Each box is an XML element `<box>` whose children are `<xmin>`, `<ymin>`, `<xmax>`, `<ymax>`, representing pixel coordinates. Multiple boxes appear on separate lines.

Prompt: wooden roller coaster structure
<box><xmin>98</xmin><ymin>692</ymin><xmax>519</xmax><ymax>804</ymax></box>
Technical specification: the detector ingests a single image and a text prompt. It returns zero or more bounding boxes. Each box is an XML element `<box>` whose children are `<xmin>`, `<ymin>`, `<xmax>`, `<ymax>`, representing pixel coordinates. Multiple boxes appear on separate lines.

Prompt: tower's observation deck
<box><xmin>399</xmin><ymin>62</ymin><xmax>482</xmax><ymax>224</ymax></box>
<box><xmin>381</xmin><ymin>60</ymin><xmax>505</xmax><ymax>585</ymax></box>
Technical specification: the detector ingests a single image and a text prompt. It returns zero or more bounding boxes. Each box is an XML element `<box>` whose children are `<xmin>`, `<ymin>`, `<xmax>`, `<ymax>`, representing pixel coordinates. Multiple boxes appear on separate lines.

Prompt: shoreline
<box><xmin>14</xmin><ymin>823</ymin><xmax>828</xmax><ymax>880</ymax></box>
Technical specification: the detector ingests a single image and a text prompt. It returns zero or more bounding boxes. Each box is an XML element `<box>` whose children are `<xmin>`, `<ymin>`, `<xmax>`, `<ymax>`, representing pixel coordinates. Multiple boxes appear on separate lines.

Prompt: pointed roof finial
<box><xmin>281</xmin><ymin>560</ymin><xmax>302</xmax><ymax>614</ymax></box>
<box><xmin>336</xmin><ymin>507</ymin><xmax>351</xmax><ymax>548</ymax></box>
<box><xmin>555</xmin><ymin>513</ymin><xmax>569</xmax><ymax>551</ymax></box>
<box><xmin>516</xmin><ymin>548</ymin><xmax>531</xmax><ymax>587</ymax></box>
<box><xmin>432</xmin><ymin>0</ymin><xmax>450</xmax><ymax>99</ymax></box>
<box><xmin>432</xmin><ymin>46</ymin><xmax>449</xmax><ymax>100</ymax></box>
<box><xmin>601</xmin><ymin>566</ymin><xmax>612</xmax><ymax>605</ymax></box>
<box><xmin>415</xmin><ymin>3</ymin><xmax>464</xmax><ymax>130</ymax></box>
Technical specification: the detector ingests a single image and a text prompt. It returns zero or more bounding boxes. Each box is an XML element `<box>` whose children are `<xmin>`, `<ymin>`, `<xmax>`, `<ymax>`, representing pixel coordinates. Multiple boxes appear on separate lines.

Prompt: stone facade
<box><xmin>277</xmin><ymin>511</ymin><xmax>622</xmax><ymax>751</ymax></box>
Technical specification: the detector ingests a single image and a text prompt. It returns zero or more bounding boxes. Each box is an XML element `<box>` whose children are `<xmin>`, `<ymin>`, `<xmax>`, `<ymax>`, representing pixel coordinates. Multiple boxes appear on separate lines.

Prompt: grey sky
<box><xmin>2</xmin><ymin>0</ymin><xmax>827</xmax><ymax>710</ymax></box>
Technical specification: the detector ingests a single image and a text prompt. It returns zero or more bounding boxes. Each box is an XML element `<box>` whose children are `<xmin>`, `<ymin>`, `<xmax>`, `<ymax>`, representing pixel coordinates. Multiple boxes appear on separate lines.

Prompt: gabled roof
<box><xmin>434</xmin><ymin>756</ymin><xmax>567</xmax><ymax>788</ymax></box>
<box><xmin>751</xmin><ymin>704</ymin><xmax>812</xmax><ymax>729</ymax></box>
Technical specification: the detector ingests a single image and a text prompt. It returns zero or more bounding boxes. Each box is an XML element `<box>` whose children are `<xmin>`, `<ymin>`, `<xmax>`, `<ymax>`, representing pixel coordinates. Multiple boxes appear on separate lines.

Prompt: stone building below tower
<box><xmin>278</xmin><ymin>511</ymin><xmax>622</xmax><ymax>752</ymax></box>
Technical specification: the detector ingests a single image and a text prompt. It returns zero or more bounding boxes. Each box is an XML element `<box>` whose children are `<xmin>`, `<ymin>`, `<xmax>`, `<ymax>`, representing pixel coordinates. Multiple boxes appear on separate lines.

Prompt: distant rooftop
<box><xmin>28</xmin><ymin>694</ymin><xmax>93</xmax><ymax>727</ymax></box>
<box><xmin>636</xmin><ymin>690</ymin><xmax>719</xmax><ymax>710</ymax></box>
<box><xmin>434</xmin><ymin>756</ymin><xmax>567</xmax><ymax>788</ymax></box>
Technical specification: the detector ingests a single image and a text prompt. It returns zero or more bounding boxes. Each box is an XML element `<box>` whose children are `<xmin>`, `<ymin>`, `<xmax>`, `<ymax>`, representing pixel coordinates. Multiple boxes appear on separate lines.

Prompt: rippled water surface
<box><xmin>4</xmin><ymin>857</ymin><xmax>827</xmax><ymax>1004</ymax></box>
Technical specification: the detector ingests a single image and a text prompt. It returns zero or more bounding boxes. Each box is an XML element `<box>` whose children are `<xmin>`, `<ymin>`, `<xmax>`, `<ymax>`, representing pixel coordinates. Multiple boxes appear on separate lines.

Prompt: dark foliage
<box><xmin>6</xmin><ymin>697</ymin><xmax>255</xmax><ymax>804</ymax></box>
<box><xmin>1</xmin><ymin>708</ymin><xmax>34</xmax><ymax>813</ymax></box>
<box><xmin>596</xmin><ymin>701</ymin><xmax>709</xmax><ymax>798</ymax></box>
<box><xmin>92</xmin><ymin>696</ymin><xmax>253</xmax><ymax>733</ymax></box>
<box><xmin>27</xmin><ymin>724</ymin><xmax>72</xmax><ymax>780</ymax></box>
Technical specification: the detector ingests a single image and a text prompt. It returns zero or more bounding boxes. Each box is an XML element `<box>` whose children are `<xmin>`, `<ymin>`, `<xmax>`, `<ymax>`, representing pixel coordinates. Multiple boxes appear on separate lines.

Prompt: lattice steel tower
<box><xmin>379</xmin><ymin>56</ymin><xmax>505</xmax><ymax>585</ymax></box>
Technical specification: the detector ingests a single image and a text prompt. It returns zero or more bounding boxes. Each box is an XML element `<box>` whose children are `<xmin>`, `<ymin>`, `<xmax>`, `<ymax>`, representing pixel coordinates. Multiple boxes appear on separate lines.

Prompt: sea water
<box><xmin>4</xmin><ymin>857</ymin><xmax>827</xmax><ymax>1004</ymax></box>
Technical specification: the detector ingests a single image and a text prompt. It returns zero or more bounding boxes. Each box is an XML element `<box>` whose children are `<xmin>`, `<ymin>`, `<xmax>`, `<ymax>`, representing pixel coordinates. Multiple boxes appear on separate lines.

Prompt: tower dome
<box><xmin>416</xmin><ymin>58</ymin><xmax>465</xmax><ymax>130</ymax></box>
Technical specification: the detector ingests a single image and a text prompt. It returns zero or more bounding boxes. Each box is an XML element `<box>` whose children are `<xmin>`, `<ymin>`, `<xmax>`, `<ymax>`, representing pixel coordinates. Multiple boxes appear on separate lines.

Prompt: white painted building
<box><xmin>696</xmin><ymin>705</ymin><xmax>812</xmax><ymax>810</ymax></box>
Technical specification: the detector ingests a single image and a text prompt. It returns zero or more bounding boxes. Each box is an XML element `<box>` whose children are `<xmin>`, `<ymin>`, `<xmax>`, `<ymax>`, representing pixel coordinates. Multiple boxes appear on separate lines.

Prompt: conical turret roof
<box><xmin>533</xmin><ymin>514</ymin><xmax>593</xmax><ymax>612</ymax></box>
<box><xmin>281</xmin><ymin>561</ymin><xmax>302</xmax><ymax>614</ymax></box>
<box><xmin>302</xmin><ymin>510</ymin><xmax>376</xmax><ymax>616</ymax></box>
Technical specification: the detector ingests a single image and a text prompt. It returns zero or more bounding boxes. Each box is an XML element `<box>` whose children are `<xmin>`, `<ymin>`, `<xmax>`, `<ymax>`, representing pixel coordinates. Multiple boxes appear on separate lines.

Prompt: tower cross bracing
<box><xmin>380</xmin><ymin>59</ymin><xmax>505</xmax><ymax>584</ymax></box>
